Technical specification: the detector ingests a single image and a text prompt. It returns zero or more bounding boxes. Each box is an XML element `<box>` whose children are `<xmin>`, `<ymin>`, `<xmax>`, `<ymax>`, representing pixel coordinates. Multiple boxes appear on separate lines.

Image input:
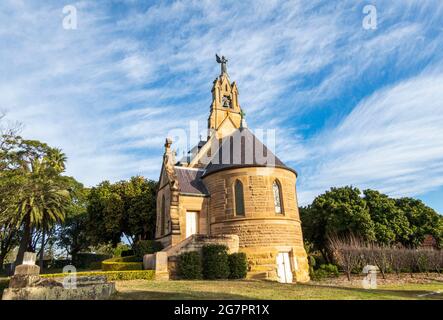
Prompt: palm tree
<box><xmin>14</xmin><ymin>150</ymin><xmax>70</xmax><ymax>267</ymax></box>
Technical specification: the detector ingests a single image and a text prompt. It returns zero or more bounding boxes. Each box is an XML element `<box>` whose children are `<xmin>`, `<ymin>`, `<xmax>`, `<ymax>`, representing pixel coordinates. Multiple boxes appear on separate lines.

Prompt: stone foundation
<box><xmin>2</xmin><ymin>283</ymin><xmax>116</xmax><ymax>300</ymax></box>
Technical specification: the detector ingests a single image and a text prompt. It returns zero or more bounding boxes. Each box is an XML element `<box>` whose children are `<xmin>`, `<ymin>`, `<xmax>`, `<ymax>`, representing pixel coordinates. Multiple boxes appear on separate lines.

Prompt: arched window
<box><xmin>273</xmin><ymin>180</ymin><xmax>283</xmax><ymax>214</ymax></box>
<box><xmin>160</xmin><ymin>195</ymin><xmax>166</xmax><ymax>235</ymax></box>
<box><xmin>234</xmin><ymin>180</ymin><xmax>245</xmax><ymax>216</ymax></box>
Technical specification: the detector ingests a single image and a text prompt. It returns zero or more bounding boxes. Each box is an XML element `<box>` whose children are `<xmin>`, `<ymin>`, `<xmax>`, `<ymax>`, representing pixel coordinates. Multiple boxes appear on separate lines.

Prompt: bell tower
<box><xmin>208</xmin><ymin>54</ymin><xmax>242</xmax><ymax>139</ymax></box>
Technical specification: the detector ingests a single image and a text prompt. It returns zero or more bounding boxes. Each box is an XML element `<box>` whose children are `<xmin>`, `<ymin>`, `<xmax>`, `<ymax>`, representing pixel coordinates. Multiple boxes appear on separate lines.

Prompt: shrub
<box><xmin>0</xmin><ymin>279</ymin><xmax>9</xmax><ymax>294</ymax></box>
<box><xmin>228</xmin><ymin>253</ymin><xmax>248</xmax><ymax>279</ymax></box>
<box><xmin>202</xmin><ymin>245</ymin><xmax>230</xmax><ymax>280</ymax></box>
<box><xmin>121</xmin><ymin>250</ymin><xmax>135</xmax><ymax>257</ymax></box>
<box><xmin>88</xmin><ymin>261</ymin><xmax>103</xmax><ymax>270</ymax></box>
<box><xmin>133</xmin><ymin>240</ymin><xmax>163</xmax><ymax>259</ymax></box>
<box><xmin>50</xmin><ymin>259</ymin><xmax>72</xmax><ymax>269</ymax></box>
<box><xmin>329</xmin><ymin>235</ymin><xmax>363</xmax><ymax>281</ymax></box>
<box><xmin>113</xmin><ymin>243</ymin><xmax>131</xmax><ymax>257</ymax></box>
<box><xmin>101</xmin><ymin>256</ymin><xmax>143</xmax><ymax>271</ymax></box>
<box><xmin>312</xmin><ymin>264</ymin><xmax>340</xmax><ymax>280</ymax></box>
<box><xmin>41</xmin><ymin>270</ymin><xmax>155</xmax><ymax>281</ymax></box>
<box><xmin>308</xmin><ymin>255</ymin><xmax>316</xmax><ymax>279</ymax></box>
<box><xmin>177</xmin><ymin>251</ymin><xmax>203</xmax><ymax>279</ymax></box>
<box><xmin>73</xmin><ymin>253</ymin><xmax>112</xmax><ymax>269</ymax></box>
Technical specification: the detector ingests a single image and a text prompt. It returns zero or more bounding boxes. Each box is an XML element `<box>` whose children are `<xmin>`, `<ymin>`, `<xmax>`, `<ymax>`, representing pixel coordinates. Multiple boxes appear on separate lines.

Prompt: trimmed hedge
<box><xmin>41</xmin><ymin>270</ymin><xmax>155</xmax><ymax>281</ymax></box>
<box><xmin>228</xmin><ymin>253</ymin><xmax>248</xmax><ymax>279</ymax></box>
<box><xmin>177</xmin><ymin>251</ymin><xmax>203</xmax><ymax>279</ymax></box>
<box><xmin>202</xmin><ymin>245</ymin><xmax>230</xmax><ymax>280</ymax></box>
<box><xmin>133</xmin><ymin>240</ymin><xmax>163</xmax><ymax>259</ymax></box>
<box><xmin>101</xmin><ymin>255</ymin><xmax>143</xmax><ymax>271</ymax></box>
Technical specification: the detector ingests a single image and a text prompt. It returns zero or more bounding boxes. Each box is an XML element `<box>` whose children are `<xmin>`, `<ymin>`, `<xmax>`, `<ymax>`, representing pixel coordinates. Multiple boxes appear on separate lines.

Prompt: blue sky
<box><xmin>1</xmin><ymin>0</ymin><xmax>443</xmax><ymax>213</ymax></box>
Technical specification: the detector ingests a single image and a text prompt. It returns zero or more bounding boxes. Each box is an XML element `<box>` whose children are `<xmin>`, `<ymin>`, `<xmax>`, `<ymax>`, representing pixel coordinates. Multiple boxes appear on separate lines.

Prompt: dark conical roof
<box><xmin>202</xmin><ymin>128</ymin><xmax>296</xmax><ymax>177</ymax></box>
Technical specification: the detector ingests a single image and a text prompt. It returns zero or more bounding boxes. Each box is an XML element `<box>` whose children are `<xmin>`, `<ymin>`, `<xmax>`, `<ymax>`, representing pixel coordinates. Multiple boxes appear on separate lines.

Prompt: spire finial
<box><xmin>216</xmin><ymin>54</ymin><xmax>228</xmax><ymax>75</ymax></box>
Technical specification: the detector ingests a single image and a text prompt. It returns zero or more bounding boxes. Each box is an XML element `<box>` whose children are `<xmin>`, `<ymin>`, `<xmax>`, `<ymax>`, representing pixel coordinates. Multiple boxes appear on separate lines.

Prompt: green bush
<box><xmin>73</xmin><ymin>253</ymin><xmax>112</xmax><ymax>269</ymax></box>
<box><xmin>50</xmin><ymin>259</ymin><xmax>72</xmax><ymax>269</ymax></box>
<box><xmin>88</xmin><ymin>261</ymin><xmax>103</xmax><ymax>270</ymax></box>
<box><xmin>121</xmin><ymin>250</ymin><xmax>135</xmax><ymax>257</ymax></box>
<box><xmin>113</xmin><ymin>243</ymin><xmax>131</xmax><ymax>257</ymax></box>
<box><xmin>101</xmin><ymin>255</ymin><xmax>143</xmax><ymax>271</ymax></box>
<box><xmin>177</xmin><ymin>251</ymin><xmax>203</xmax><ymax>279</ymax></box>
<box><xmin>0</xmin><ymin>279</ymin><xmax>9</xmax><ymax>294</ymax></box>
<box><xmin>133</xmin><ymin>240</ymin><xmax>163</xmax><ymax>259</ymax></box>
<box><xmin>228</xmin><ymin>253</ymin><xmax>248</xmax><ymax>279</ymax></box>
<box><xmin>202</xmin><ymin>244</ymin><xmax>230</xmax><ymax>280</ymax></box>
<box><xmin>312</xmin><ymin>264</ymin><xmax>340</xmax><ymax>280</ymax></box>
<box><xmin>41</xmin><ymin>270</ymin><xmax>155</xmax><ymax>281</ymax></box>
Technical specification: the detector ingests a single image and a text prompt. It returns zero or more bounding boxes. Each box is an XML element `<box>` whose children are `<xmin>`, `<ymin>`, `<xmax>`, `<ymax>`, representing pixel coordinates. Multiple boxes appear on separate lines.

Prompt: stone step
<box><xmin>250</xmin><ymin>264</ymin><xmax>275</xmax><ymax>272</ymax></box>
<box><xmin>246</xmin><ymin>271</ymin><xmax>269</xmax><ymax>280</ymax></box>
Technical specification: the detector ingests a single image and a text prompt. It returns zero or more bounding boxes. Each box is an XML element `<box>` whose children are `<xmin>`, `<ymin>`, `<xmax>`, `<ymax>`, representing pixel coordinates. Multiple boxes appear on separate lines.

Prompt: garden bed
<box><xmin>310</xmin><ymin>272</ymin><xmax>443</xmax><ymax>287</ymax></box>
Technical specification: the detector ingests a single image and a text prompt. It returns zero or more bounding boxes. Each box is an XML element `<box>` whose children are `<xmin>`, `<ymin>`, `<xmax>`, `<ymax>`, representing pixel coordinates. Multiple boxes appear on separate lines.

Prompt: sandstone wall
<box><xmin>177</xmin><ymin>195</ymin><xmax>209</xmax><ymax>241</ymax></box>
<box><xmin>203</xmin><ymin>166</ymin><xmax>309</xmax><ymax>282</ymax></box>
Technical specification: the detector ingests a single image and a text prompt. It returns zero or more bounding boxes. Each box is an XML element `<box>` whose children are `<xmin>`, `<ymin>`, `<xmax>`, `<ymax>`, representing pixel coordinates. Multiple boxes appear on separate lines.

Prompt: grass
<box><xmin>113</xmin><ymin>279</ymin><xmax>443</xmax><ymax>300</ymax></box>
<box><xmin>2</xmin><ymin>271</ymin><xmax>442</xmax><ymax>300</ymax></box>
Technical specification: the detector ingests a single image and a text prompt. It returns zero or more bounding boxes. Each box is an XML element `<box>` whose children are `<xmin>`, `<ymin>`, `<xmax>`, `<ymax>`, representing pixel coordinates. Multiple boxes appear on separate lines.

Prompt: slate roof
<box><xmin>173</xmin><ymin>128</ymin><xmax>295</xmax><ymax>195</ymax></box>
<box><xmin>202</xmin><ymin>128</ymin><xmax>294</xmax><ymax>177</ymax></box>
<box><xmin>174</xmin><ymin>167</ymin><xmax>209</xmax><ymax>195</ymax></box>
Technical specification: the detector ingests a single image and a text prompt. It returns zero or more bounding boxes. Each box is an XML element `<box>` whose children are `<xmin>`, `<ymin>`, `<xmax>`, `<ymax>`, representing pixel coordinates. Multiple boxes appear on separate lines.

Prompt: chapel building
<box><xmin>155</xmin><ymin>56</ymin><xmax>309</xmax><ymax>283</ymax></box>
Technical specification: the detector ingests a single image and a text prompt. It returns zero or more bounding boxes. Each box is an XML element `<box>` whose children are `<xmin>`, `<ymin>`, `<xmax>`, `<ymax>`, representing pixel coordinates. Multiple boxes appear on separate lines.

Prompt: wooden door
<box><xmin>186</xmin><ymin>211</ymin><xmax>198</xmax><ymax>238</ymax></box>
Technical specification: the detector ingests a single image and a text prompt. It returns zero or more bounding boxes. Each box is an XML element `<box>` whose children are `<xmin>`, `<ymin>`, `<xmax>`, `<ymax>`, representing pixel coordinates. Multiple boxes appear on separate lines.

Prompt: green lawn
<box><xmin>113</xmin><ymin>279</ymin><xmax>443</xmax><ymax>300</ymax></box>
<box><xmin>2</xmin><ymin>275</ymin><xmax>442</xmax><ymax>300</ymax></box>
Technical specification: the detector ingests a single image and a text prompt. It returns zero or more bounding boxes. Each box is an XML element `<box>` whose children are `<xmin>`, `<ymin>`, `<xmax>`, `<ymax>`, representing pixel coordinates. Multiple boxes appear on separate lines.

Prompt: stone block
<box><xmin>9</xmin><ymin>275</ymin><xmax>41</xmax><ymax>288</ymax></box>
<box><xmin>23</xmin><ymin>252</ymin><xmax>37</xmax><ymax>265</ymax></box>
<box><xmin>143</xmin><ymin>253</ymin><xmax>156</xmax><ymax>270</ymax></box>
<box><xmin>2</xmin><ymin>283</ymin><xmax>116</xmax><ymax>300</ymax></box>
<box><xmin>14</xmin><ymin>264</ymin><xmax>40</xmax><ymax>276</ymax></box>
<box><xmin>155</xmin><ymin>252</ymin><xmax>168</xmax><ymax>273</ymax></box>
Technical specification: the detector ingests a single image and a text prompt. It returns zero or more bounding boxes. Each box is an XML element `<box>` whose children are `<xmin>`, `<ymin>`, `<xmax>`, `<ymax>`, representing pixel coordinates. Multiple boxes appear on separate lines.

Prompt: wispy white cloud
<box><xmin>296</xmin><ymin>71</ymin><xmax>443</xmax><ymax>205</ymax></box>
<box><xmin>1</xmin><ymin>0</ymin><xmax>443</xmax><ymax>216</ymax></box>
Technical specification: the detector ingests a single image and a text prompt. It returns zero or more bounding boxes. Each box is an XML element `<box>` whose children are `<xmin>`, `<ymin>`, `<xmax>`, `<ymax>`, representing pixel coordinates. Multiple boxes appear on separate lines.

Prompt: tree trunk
<box><xmin>320</xmin><ymin>248</ymin><xmax>329</xmax><ymax>264</ymax></box>
<box><xmin>0</xmin><ymin>255</ymin><xmax>4</xmax><ymax>271</ymax></box>
<box><xmin>39</xmin><ymin>229</ymin><xmax>45</xmax><ymax>271</ymax></box>
<box><xmin>15</xmin><ymin>215</ymin><xmax>32</xmax><ymax>267</ymax></box>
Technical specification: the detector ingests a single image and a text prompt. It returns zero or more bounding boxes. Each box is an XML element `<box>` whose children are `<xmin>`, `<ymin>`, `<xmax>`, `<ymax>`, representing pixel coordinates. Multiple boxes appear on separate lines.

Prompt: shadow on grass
<box><xmin>297</xmin><ymin>283</ymin><xmax>443</xmax><ymax>300</ymax></box>
<box><xmin>113</xmin><ymin>290</ymin><xmax>254</xmax><ymax>300</ymax></box>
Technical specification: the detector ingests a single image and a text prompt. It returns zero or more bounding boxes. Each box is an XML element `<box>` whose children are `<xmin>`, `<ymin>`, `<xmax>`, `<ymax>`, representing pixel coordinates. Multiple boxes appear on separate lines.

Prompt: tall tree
<box><xmin>301</xmin><ymin>186</ymin><xmax>443</xmax><ymax>258</ymax></box>
<box><xmin>1</xmin><ymin>137</ymin><xmax>71</xmax><ymax>266</ymax></box>
<box><xmin>363</xmin><ymin>189</ymin><xmax>412</xmax><ymax>245</ymax></box>
<box><xmin>395</xmin><ymin>197</ymin><xmax>443</xmax><ymax>248</ymax></box>
<box><xmin>0</xmin><ymin>115</ymin><xmax>23</xmax><ymax>269</ymax></box>
<box><xmin>56</xmin><ymin>177</ymin><xmax>90</xmax><ymax>259</ymax></box>
<box><xmin>86</xmin><ymin>177</ymin><xmax>157</xmax><ymax>247</ymax></box>
<box><xmin>300</xmin><ymin>186</ymin><xmax>375</xmax><ymax>261</ymax></box>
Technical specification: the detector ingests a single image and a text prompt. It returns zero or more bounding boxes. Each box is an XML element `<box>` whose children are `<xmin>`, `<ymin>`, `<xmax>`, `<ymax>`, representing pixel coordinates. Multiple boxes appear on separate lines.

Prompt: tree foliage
<box><xmin>363</xmin><ymin>189</ymin><xmax>411</xmax><ymax>245</ymax></box>
<box><xmin>300</xmin><ymin>186</ymin><xmax>375</xmax><ymax>260</ymax></box>
<box><xmin>301</xmin><ymin>186</ymin><xmax>443</xmax><ymax>260</ymax></box>
<box><xmin>56</xmin><ymin>177</ymin><xmax>90</xmax><ymax>258</ymax></box>
<box><xmin>0</xmin><ymin>126</ymin><xmax>72</xmax><ymax>266</ymax></box>
<box><xmin>86</xmin><ymin>177</ymin><xmax>157</xmax><ymax>247</ymax></box>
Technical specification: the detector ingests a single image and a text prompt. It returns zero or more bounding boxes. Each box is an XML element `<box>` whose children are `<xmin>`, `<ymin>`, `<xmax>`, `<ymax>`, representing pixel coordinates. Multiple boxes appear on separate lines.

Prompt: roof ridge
<box><xmin>174</xmin><ymin>166</ymin><xmax>204</xmax><ymax>171</ymax></box>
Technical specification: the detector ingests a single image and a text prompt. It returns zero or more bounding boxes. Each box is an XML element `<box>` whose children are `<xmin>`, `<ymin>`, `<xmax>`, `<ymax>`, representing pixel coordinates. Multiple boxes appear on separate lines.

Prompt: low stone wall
<box><xmin>143</xmin><ymin>252</ymin><xmax>169</xmax><ymax>280</ymax></box>
<box><xmin>166</xmin><ymin>234</ymin><xmax>239</xmax><ymax>257</ymax></box>
<box><xmin>2</xmin><ymin>283</ymin><xmax>116</xmax><ymax>300</ymax></box>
